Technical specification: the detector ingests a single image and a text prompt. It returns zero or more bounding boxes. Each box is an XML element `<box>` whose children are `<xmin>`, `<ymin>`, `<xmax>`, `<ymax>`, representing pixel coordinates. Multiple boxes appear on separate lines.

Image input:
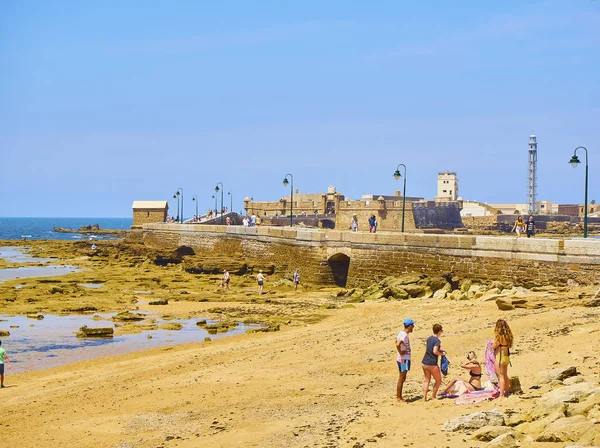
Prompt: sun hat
<box><xmin>404</xmin><ymin>318</ymin><xmax>415</xmax><ymax>327</ymax></box>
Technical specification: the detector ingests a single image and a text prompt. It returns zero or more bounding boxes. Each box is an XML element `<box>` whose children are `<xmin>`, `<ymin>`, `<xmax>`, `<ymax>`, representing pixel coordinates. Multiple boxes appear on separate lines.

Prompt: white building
<box><xmin>436</xmin><ymin>171</ymin><xmax>458</xmax><ymax>201</ymax></box>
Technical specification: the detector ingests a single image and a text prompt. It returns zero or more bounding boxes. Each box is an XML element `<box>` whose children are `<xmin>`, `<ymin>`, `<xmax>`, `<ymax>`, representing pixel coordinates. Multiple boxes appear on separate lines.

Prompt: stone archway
<box><xmin>327</xmin><ymin>253</ymin><xmax>350</xmax><ymax>287</ymax></box>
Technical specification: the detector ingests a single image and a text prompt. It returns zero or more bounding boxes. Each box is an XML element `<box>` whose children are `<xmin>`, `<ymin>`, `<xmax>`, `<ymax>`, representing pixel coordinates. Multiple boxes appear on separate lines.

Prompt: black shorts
<box><xmin>0</xmin><ymin>364</ymin><xmax>4</xmax><ymax>375</ymax></box>
<box><xmin>258</xmin><ymin>281</ymin><xmax>263</xmax><ymax>286</ymax></box>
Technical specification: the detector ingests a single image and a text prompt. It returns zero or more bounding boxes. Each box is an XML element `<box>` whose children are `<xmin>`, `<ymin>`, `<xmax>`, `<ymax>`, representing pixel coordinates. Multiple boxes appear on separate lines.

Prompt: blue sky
<box><xmin>1</xmin><ymin>0</ymin><xmax>598</xmax><ymax>218</ymax></box>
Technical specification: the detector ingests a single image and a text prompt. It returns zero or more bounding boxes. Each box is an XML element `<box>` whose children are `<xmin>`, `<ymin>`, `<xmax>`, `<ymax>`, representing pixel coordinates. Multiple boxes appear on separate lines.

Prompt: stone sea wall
<box><xmin>142</xmin><ymin>223</ymin><xmax>600</xmax><ymax>288</ymax></box>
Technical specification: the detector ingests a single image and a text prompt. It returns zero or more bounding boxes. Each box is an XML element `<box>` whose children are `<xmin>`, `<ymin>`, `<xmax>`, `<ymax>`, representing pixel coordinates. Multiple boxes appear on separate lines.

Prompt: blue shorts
<box><xmin>397</xmin><ymin>360</ymin><xmax>411</xmax><ymax>372</ymax></box>
<box><xmin>0</xmin><ymin>364</ymin><xmax>4</xmax><ymax>375</ymax></box>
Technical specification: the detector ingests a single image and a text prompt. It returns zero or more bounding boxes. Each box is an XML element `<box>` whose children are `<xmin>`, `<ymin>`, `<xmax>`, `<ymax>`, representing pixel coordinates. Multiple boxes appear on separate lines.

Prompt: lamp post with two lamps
<box><xmin>282</xmin><ymin>173</ymin><xmax>294</xmax><ymax>227</ymax></box>
<box><xmin>173</xmin><ymin>188</ymin><xmax>183</xmax><ymax>223</ymax></box>
<box><xmin>215</xmin><ymin>182</ymin><xmax>224</xmax><ymax>224</ymax></box>
<box><xmin>192</xmin><ymin>195</ymin><xmax>199</xmax><ymax>221</ymax></box>
<box><xmin>393</xmin><ymin>164</ymin><xmax>407</xmax><ymax>233</ymax></box>
<box><xmin>569</xmin><ymin>146</ymin><xmax>589</xmax><ymax>238</ymax></box>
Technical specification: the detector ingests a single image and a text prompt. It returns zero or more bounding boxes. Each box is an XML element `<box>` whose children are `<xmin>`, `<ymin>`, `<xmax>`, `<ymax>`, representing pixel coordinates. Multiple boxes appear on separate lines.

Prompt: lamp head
<box><xmin>393</xmin><ymin>169</ymin><xmax>402</xmax><ymax>180</ymax></box>
<box><xmin>215</xmin><ymin>185</ymin><xmax>220</xmax><ymax>192</ymax></box>
<box><xmin>172</xmin><ymin>194</ymin><xmax>177</xmax><ymax>199</ymax></box>
<box><xmin>228</xmin><ymin>191</ymin><xmax>231</xmax><ymax>196</ymax></box>
<box><xmin>176</xmin><ymin>191</ymin><xmax>180</xmax><ymax>197</ymax></box>
<box><xmin>192</xmin><ymin>197</ymin><xmax>196</xmax><ymax>201</ymax></box>
<box><xmin>283</xmin><ymin>177</ymin><xmax>289</xmax><ymax>187</ymax></box>
<box><xmin>569</xmin><ymin>155</ymin><xmax>581</xmax><ymax>169</ymax></box>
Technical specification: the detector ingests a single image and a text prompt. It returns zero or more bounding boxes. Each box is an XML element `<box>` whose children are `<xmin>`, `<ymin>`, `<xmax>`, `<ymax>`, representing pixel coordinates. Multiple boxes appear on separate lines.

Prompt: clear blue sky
<box><xmin>1</xmin><ymin>0</ymin><xmax>598</xmax><ymax>218</ymax></box>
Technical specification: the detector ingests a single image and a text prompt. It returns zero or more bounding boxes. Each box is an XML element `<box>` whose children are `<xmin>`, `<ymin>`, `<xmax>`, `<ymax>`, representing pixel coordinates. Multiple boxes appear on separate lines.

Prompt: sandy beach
<box><xmin>1</xmin><ymin>240</ymin><xmax>599</xmax><ymax>447</ymax></box>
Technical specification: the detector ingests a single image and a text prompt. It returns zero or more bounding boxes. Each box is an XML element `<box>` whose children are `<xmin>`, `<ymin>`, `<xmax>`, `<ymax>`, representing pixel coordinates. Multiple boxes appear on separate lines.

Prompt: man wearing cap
<box><xmin>396</xmin><ymin>318</ymin><xmax>415</xmax><ymax>403</ymax></box>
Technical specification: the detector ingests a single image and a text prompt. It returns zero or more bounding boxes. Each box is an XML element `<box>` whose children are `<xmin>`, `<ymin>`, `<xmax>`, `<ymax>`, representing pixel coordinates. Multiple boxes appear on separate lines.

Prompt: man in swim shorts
<box><xmin>256</xmin><ymin>270</ymin><xmax>265</xmax><ymax>294</ymax></box>
<box><xmin>395</xmin><ymin>318</ymin><xmax>415</xmax><ymax>403</ymax></box>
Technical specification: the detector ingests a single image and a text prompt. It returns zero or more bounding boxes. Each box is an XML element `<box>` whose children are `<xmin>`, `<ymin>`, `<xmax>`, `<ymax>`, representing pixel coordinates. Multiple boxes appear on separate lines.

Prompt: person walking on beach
<box><xmin>492</xmin><ymin>319</ymin><xmax>513</xmax><ymax>398</ymax></box>
<box><xmin>293</xmin><ymin>269</ymin><xmax>300</xmax><ymax>291</ymax></box>
<box><xmin>221</xmin><ymin>270</ymin><xmax>230</xmax><ymax>291</ymax></box>
<box><xmin>256</xmin><ymin>270</ymin><xmax>266</xmax><ymax>294</ymax></box>
<box><xmin>526</xmin><ymin>216</ymin><xmax>536</xmax><ymax>238</ymax></box>
<box><xmin>511</xmin><ymin>215</ymin><xmax>524</xmax><ymax>237</ymax></box>
<box><xmin>422</xmin><ymin>323</ymin><xmax>446</xmax><ymax>402</ymax></box>
<box><xmin>396</xmin><ymin>318</ymin><xmax>415</xmax><ymax>403</ymax></box>
<box><xmin>0</xmin><ymin>340</ymin><xmax>12</xmax><ymax>388</ymax></box>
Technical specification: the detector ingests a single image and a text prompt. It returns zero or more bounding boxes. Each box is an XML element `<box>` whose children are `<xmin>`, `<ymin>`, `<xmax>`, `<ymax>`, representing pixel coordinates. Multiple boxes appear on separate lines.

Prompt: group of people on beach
<box><xmin>219</xmin><ymin>268</ymin><xmax>301</xmax><ymax>293</ymax></box>
<box><xmin>395</xmin><ymin>318</ymin><xmax>513</xmax><ymax>403</ymax></box>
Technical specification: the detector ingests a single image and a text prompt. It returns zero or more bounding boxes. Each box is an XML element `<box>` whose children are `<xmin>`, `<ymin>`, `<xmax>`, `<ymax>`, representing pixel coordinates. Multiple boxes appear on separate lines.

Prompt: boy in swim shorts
<box><xmin>395</xmin><ymin>318</ymin><xmax>415</xmax><ymax>403</ymax></box>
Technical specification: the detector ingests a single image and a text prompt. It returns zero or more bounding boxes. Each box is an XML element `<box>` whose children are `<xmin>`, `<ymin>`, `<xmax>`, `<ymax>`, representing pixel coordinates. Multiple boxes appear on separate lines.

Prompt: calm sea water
<box><xmin>0</xmin><ymin>217</ymin><xmax>132</xmax><ymax>241</ymax></box>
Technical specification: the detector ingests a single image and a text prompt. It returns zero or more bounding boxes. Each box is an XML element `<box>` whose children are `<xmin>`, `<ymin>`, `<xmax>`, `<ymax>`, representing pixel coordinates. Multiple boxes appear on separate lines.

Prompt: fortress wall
<box><xmin>142</xmin><ymin>224</ymin><xmax>600</xmax><ymax>288</ymax></box>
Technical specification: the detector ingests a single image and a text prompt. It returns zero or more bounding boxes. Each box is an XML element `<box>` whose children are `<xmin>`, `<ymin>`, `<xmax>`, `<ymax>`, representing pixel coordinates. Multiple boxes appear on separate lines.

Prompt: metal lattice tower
<box><xmin>527</xmin><ymin>132</ymin><xmax>538</xmax><ymax>214</ymax></box>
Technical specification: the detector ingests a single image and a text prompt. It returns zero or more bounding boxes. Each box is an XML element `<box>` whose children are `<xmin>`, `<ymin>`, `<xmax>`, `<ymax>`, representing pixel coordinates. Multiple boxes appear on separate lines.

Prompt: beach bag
<box><xmin>441</xmin><ymin>355</ymin><xmax>450</xmax><ymax>376</ymax></box>
<box><xmin>485</xmin><ymin>339</ymin><xmax>498</xmax><ymax>384</ymax></box>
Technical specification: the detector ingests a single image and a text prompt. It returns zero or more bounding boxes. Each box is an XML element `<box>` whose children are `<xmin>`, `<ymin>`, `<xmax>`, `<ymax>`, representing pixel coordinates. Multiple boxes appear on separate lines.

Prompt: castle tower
<box><xmin>527</xmin><ymin>133</ymin><xmax>538</xmax><ymax>213</ymax></box>
<box><xmin>436</xmin><ymin>171</ymin><xmax>458</xmax><ymax>201</ymax></box>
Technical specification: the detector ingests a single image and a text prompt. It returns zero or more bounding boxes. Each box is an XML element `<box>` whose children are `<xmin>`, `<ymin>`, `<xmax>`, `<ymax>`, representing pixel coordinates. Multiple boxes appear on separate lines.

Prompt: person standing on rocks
<box><xmin>526</xmin><ymin>216</ymin><xmax>536</xmax><ymax>238</ymax></box>
<box><xmin>422</xmin><ymin>323</ymin><xmax>446</xmax><ymax>402</ymax></box>
<box><xmin>492</xmin><ymin>319</ymin><xmax>513</xmax><ymax>398</ymax></box>
<box><xmin>395</xmin><ymin>318</ymin><xmax>415</xmax><ymax>403</ymax></box>
<box><xmin>256</xmin><ymin>270</ymin><xmax>266</xmax><ymax>294</ymax></box>
<box><xmin>0</xmin><ymin>340</ymin><xmax>12</xmax><ymax>388</ymax></box>
<box><xmin>293</xmin><ymin>269</ymin><xmax>300</xmax><ymax>291</ymax></box>
<box><xmin>221</xmin><ymin>270</ymin><xmax>230</xmax><ymax>291</ymax></box>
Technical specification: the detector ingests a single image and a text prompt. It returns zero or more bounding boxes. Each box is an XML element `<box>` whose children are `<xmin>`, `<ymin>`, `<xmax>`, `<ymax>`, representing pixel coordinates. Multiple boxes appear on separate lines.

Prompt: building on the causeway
<box><xmin>436</xmin><ymin>171</ymin><xmax>459</xmax><ymax>201</ymax></box>
<box><xmin>244</xmin><ymin>186</ymin><xmax>344</xmax><ymax>218</ymax></box>
<box><xmin>132</xmin><ymin>201</ymin><xmax>168</xmax><ymax>227</ymax></box>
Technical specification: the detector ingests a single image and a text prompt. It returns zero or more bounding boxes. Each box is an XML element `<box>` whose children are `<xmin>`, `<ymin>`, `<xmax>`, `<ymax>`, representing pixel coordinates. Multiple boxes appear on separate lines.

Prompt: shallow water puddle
<box><xmin>0</xmin><ymin>313</ymin><xmax>260</xmax><ymax>373</ymax></box>
<box><xmin>0</xmin><ymin>246</ymin><xmax>79</xmax><ymax>283</ymax></box>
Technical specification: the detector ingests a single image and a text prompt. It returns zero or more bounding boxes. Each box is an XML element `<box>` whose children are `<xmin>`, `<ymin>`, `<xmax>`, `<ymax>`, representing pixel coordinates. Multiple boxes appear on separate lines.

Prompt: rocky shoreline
<box><xmin>0</xmin><ymin>238</ymin><xmax>599</xmax><ymax>447</ymax></box>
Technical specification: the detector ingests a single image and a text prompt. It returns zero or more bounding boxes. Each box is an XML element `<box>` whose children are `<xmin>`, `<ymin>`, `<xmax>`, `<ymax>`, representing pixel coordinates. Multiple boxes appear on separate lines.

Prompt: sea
<box><xmin>0</xmin><ymin>217</ymin><xmax>132</xmax><ymax>241</ymax></box>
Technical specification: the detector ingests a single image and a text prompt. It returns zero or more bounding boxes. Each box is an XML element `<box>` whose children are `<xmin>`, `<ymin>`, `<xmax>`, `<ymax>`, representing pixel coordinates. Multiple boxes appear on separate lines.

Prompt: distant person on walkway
<box><xmin>368</xmin><ymin>215</ymin><xmax>375</xmax><ymax>233</ymax></box>
<box><xmin>293</xmin><ymin>269</ymin><xmax>300</xmax><ymax>291</ymax></box>
<box><xmin>511</xmin><ymin>215</ymin><xmax>524</xmax><ymax>237</ymax></box>
<box><xmin>226</xmin><ymin>216</ymin><xmax>231</xmax><ymax>226</ymax></box>
<box><xmin>440</xmin><ymin>351</ymin><xmax>482</xmax><ymax>396</ymax></box>
<box><xmin>256</xmin><ymin>270</ymin><xmax>266</xmax><ymax>294</ymax></box>
<box><xmin>166</xmin><ymin>216</ymin><xmax>171</xmax><ymax>223</ymax></box>
<box><xmin>526</xmin><ymin>216</ymin><xmax>536</xmax><ymax>238</ymax></box>
<box><xmin>422</xmin><ymin>323</ymin><xmax>446</xmax><ymax>401</ymax></box>
<box><xmin>350</xmin><ymin>214</ymin><xmax>358</xmax><ymax>232</ymax></box>
<box><xmin>221</xmin><ymin>270</ymin><xmax>230</xmax><ymax>291</ymax></box>
<box><xmin>492</xmin><ymin>319</ymin><xmax>513</xmax><ymax>398</ymax></box>
<box><xmin>396</xmin><ymin>318</ymin><xmax>415</xmax><ymax>403</ymax></box>
<box><xmin>242</xmin><ymin>217</ymin><xmax>249</xmax><ymax>227</ymax></box>
<box><xmin>250</xmin><ymin>214</ymin><xmax>256</xmax><ymax>227</ymax></box>
<box><xmin>0</xmin><ymin>340</ymin><xmax>11</xmax><ymax>388</ymax></box>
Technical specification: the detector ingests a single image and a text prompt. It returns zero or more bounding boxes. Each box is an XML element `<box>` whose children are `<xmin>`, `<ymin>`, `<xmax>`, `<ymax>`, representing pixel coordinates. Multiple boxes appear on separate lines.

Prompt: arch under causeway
<box><xmin>327</xmin><ymin>253</ymin><xmax>350</xmax><ymax>287</ymax></box>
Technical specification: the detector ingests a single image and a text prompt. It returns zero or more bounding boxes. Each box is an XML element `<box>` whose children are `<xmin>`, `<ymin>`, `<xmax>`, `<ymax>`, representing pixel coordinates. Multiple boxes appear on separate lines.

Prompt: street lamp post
<box><xmin>393</xmin><ymin>164</ymin><xmax>407</xmax><ymax>233</ymax></box>
<box><xmin>251</xmin><ymin>197</ymin><xmax>254</xmax><ymax>215</ymax></box>
<box><xmin>173</xmin><ymin>188</ymin><xmax>183</xmax><ymax>223</ymax></box>
<box><xmin>569</xmin><ymin>146</ymin><xmax>589</xmax><ymax>238</ymax></box>
<box><xmin>172</xmin><ymin>194</ymin><xmax>179</xmax><ymax>222</ymax></box>
<box><xmin>282</xmin><ymin>173</ymin><xmax>294</xmax><ymax>227</ymax></box>
<box><xmin>215</xmin><ymin>182</ymin><xmax>224</xmax><ymax>224</ymax></box>
<box><xmin>192</xmin><ymin>195</ymin><xmax>198</xmax><ymax>220</ymax></box>
<box><xmin>212</xmin><ymin>195</ymin><xmax>217</xmax><ymax>218</ymax></box>
<box><xmin>228</xmin><ymin>191</ymin><xmax>232</xmax><ymax>214</ymax></box>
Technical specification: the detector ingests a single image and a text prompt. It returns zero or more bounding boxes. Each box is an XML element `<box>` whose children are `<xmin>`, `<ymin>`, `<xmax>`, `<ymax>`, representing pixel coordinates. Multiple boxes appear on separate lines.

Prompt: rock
<box><xmin>350</xmin><ymin>288</ymin><xmax>364</xmax><ymax>299</ymax></box>
<box><xmin>26</xmin><ymin>314</ymin><xmax>44</xmax><ymax>320</ymax></box>
<box><xmin>564</xmin><ymin>376</ymin><xmax>586</xmax><ymax>386</ymax></box>
<box><xmin>536</xmin><ymin>366</ymin><xmax>578</xmax><ymax>384</ymax></box>
<box><xmin>382</xmin><ymin>285</ymin><xmax>409</xmax><ymax>300</ymax></box>
<box><xmin>48</xmin><ymin>286</ymin><xmax>63</xmax><ymax>294</ymax></box>
<box><xmin>536</xmin><ymin>415</ymin><xmax>595</xmax><ymax>442</ymax></box>
<box><xmin>428</xmin><ymin>277</ymin><xmax>449</xmax><ymax>292</ymax></box>
<box><xmin>402</xmin><ymin>284</ymin><xmax>425</xmax><ymax>298</ymax></box>
<box><xmin>112</xmin><ymin>311</ymin><xmax>145</xmax><ymax>322</ymax></box>
<box><xmin>472</xmin><ymin>426</ymin><xmax>513</xmax><ymax>441</ymax></box>
<box><xmin>538</xmin><ymin>383</ymin><xmax>597</xmax><ymax>408</ymax></box>
<box><xmin>509</xmin><ymin>376</ymin><xmax>523</xmax><ymax>395</ymax></box>
<box><xmin>487</xmin><ymin>432</ymin><xmax>518</xmax><ymax>448</ymax></box>
<box><xmin>567</xmin><ymin>391</ymin><xmax>600</xmax><ymax>417</ymax></box>
<box><xmin>584</xmin><ymin>298</ymin><xmax>600</xmax><ymax>307</ymax></box>
<box><xmin>460</xmin><ymin>279</ymin><xmax>473</xmax><ymax>293</ymax></box>
<box><xmin>433</xmin><ymin>283</ymin><xmax>451</xmax><ymax>299</ymax></box>
<box><xmin>158</xmin><ymin>323</ymin><xmax>183</xmax><ymax>331</ymax></box>
<box><xmin>76</xmin><ymin>326</ymin><xmax>114</xmax><ymax>338</ymax></box>
<box><xmin>0</xmin><ymin>330</ymin><xmax>10</xmax><ymax>336</ymax></box>
<box><xmin>196</xmin><ymin>319</ymin><xmax>207</xmax><ymax>326</ymax></box>
<box><xmin>149</xmin><ymin>299</ymin><xmax>169</xmax><ymax>305</ymax></box>
<box><xmin>496</xmin><ymin>298</ymin><xmax>514</xmax><ymax>311</ymax></box>
<box><xmin>378</xmin><ymin>274</ymin><xmax>423</xmax><ymax>288</ymax></box>
<box><xmin>418</xmin><ymin>286</ymin><xmax>433</xmax><ymax>299</ymax></box>
<box><xmin>442</xmin><ymin>409</ymin><xmax>505</xmax><ymax>432</ymax></box>
<box><xmin>447</xmin><ymin>289</ymin><xmax>468</xmax><ymax>301</ymax></box>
